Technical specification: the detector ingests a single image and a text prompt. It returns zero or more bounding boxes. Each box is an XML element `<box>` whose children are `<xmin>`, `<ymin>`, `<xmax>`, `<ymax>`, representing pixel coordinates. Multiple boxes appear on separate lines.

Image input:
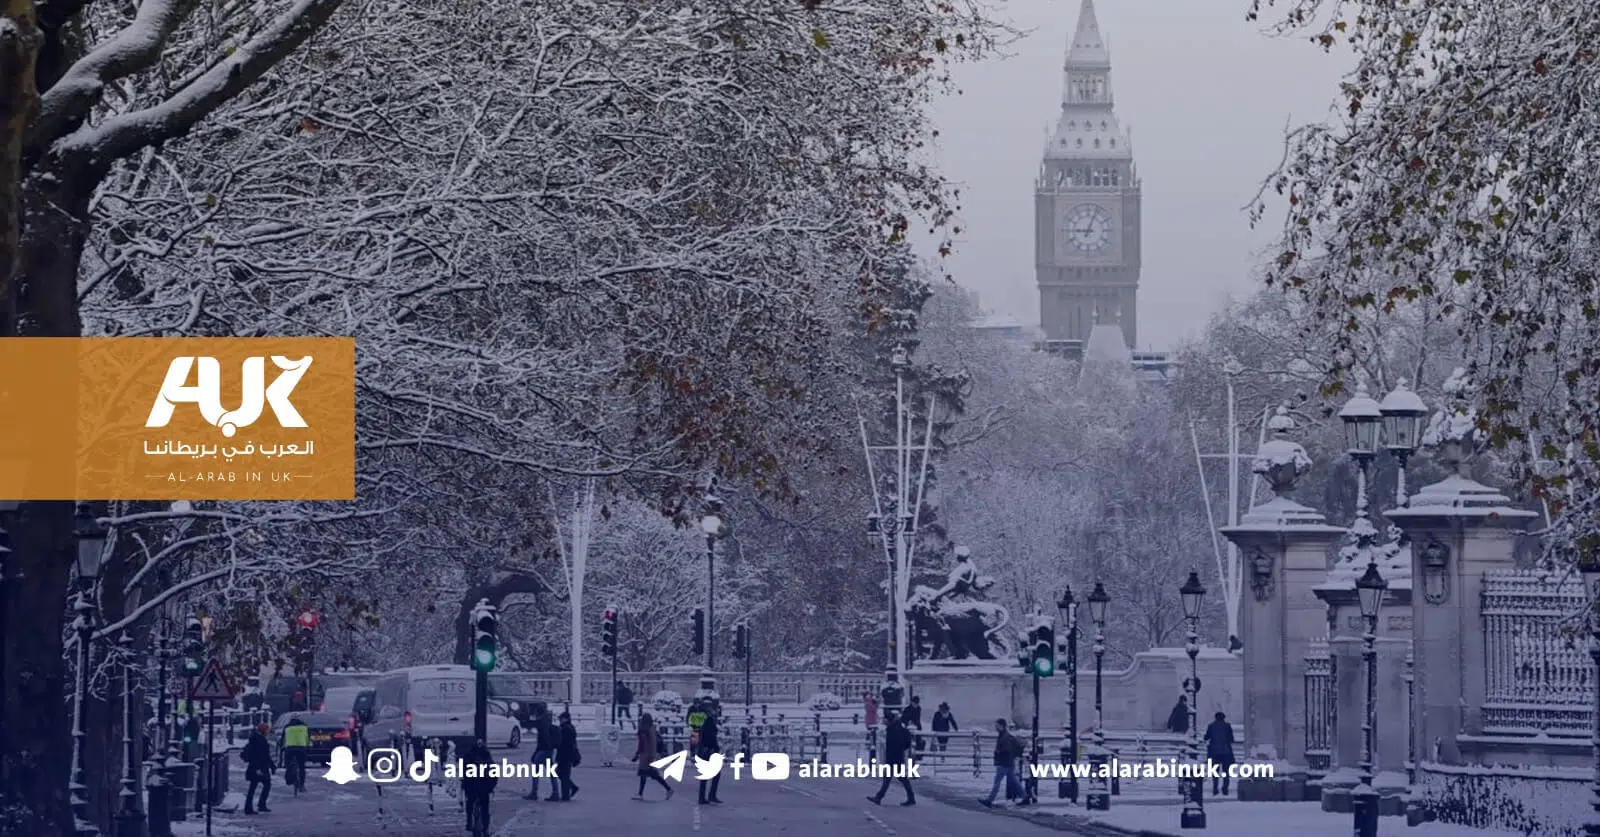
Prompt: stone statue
<box><xmin>907</xmin><ymin>545</ymin><xmax>1012</xmax><ymax>661</ymax></box>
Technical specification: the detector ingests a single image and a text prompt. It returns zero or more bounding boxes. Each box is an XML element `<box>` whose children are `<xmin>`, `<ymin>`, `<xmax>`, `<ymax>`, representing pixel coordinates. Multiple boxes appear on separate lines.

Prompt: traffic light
<box><xmin>733</xmin><ymin>623</ymin><xmax>748</xmax><ymax>659</ymax></box>
<box><xmin>181</xmin><ymin>615</ymin><xmax>204</xmax><ymax>676</ymax></box>
<box><xmin>471</xmin><ymin>601</ymin><xmax>498</xmax><ymax>672</ymax></box>
<box><xmin>601</xmin><ymin>607</ymin><xmax>618</xmax><ymax>658</ymax></box>
<box><xmin>1032</xmin><ymin>621</ymin><xmax>1056</xmax><ymax>677</ymax></box>
<box><xmin>691</xmin><ymin>608</ymin><xmax>705</xmax><ymax>655</ymax></box>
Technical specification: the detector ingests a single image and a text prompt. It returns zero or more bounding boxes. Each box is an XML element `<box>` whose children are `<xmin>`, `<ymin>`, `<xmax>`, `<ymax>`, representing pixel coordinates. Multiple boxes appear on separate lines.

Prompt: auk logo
<box><xmin>146</xmin><ymin>356</ymin><xmax>313</xmax><ymax>437</ymax></box>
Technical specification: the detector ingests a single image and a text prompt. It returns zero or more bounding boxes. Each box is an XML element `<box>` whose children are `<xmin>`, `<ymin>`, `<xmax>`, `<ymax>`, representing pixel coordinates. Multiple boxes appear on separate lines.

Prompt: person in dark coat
<box><xmin>633</xmin><ymin>713</ymin><xmax>673</xmax><ymax>800</ymax></box>
<box><xmin>901</xmin><ymin>695</ymin><xmax>924</xmax><ymax>753</ymax></box>
<box><xmin>979</xmin><ymin>718</ymin><xmax>1024</xmax><ymax>808</ymax></box>
<box><xmin>695</xmin><ymin>711</ymin><xmax>723</xmax><ymax>805</ymax></box>
<box><xmin>615</xmin><ymin>681</ymin><xmax>635</xmax><ymax>720</ymax></box>
<box><xmin>1165</xmin><ymin>696</ymin><xmax>1190</xmax><ymax>733</ymax></box>
<box><xmin>867</xmin><ymin>711</ymin><xmax>916</xmax><ymax>806</ymax></box>
<box><xmin>554</xmin><ymin>712</ymin><xmax>581</xmax><ymax>800</ymax></box>
<box><xmin>240</xmin><ymin>724</ymin><xmax>275</xmax><ymax>814</ymax></box>
<box><xmin>527</xmin><ymin>709</ymin><xmax>557</xmax><ymax>800</ymax></box>
<box><xmin>460</xmin><ymin>739</ymin><xmax>498</xmax><ymax>826</ymax></box>
<box><xmin>1204</xmin><ymin>712</ymin><xmax>1237</xmax><ymax>796</ymax></box>
<box><xmin>930</xmin><ymin>702</ymin><xmax>957</xmax><ymax>752</ymax></box>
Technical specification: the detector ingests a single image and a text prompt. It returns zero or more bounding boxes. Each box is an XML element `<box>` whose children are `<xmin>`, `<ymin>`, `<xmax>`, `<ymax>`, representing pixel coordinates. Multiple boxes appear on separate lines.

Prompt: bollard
<box><xmin>820</xmin><ymin>731</ymin><xmax>829</xmax><ymax>763</ymax></box>
<box><xmin>146</xmin><ymin>759</ymin><xmax>172</xmax><ymax>837</ymax></box>
<box><xmin>852</xmin><ymin>713</ymin><xmax>859</xmax><ymax>726</ymax></box>
<box><xmin>814</xmin><ymin>712</ymin><xmax>822</xmax><ymax>732</ymax></box>
<box><xmin>972</xmin><ymin>731</ymin><xmax>982</xmax><ymax>778</ymax></box>
<box><xmin>761</xmin><ymin>704</ymin><xmax>768</xmax><ymax>722</ymax></box>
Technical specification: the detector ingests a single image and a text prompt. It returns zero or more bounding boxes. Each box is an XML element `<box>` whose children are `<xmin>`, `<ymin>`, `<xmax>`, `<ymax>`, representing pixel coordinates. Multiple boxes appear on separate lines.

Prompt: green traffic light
<box><xmin>1033</xmin><ymin>657</ymin><xmax>1055</xmax><ymax>677</ymax></box>
<box><xmin>471</xmin><ymin>641</ymin><xmax>497</xmax><ymax>672</ymax></box>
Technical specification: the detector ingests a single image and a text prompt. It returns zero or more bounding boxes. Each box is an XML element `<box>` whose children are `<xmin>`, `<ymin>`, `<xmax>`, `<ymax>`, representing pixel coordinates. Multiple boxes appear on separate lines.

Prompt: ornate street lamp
<box><xmin>1339</xmin><ymin>382</ymin><xmax>1383</xmax><ymax>519</ymax></box>
<box><xmin>1179</xmin><ymin>571</ymin><xmax>1207</xmax><ymax>830</ymax></box>
<box><xmin>699</xmin><ymin>487</ymin><xmax>727</xmax><ymax>704</ymax></box>
<box><xmin>1352</xmin><ymin>561</ymin><xmax>1388</xmax><ymax>837</ymax></box>
<box><xmin>1056</xmin><ymin>586</ymin><xmax>1080</xmax><ymax>802</ymax></box>
<box><xmin>147</xmin><ymin>623</ymin><xmax>175</xmax><ymax>837</ymax></box>
<box><xmin>1086</xmin><ymin>582</ymin><xmax>1111</xmax><ymax>811</ymax></box>
<box><xmin>71</xmin><ymin>501</ymin><xmax>108</xmax><ymax>837</ymax></box>
<box><xmin>1378</xmin><ymin>379</ymin><xmax>1428</xmax><ymax>507</ymax></box>
<box><xmin>1580</xmin><ymin>550</ymin><xmax>1600</xmax><ymax>837</ymax></box>
<box><xmin>116</xmin><ymin>632</ymin><xmax>146</xmax><ymax>837</ymax></box>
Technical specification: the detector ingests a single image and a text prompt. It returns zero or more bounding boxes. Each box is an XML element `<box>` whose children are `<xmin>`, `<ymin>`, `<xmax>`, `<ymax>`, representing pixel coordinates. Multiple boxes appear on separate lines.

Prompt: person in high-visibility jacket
<box><xmin>280</xmin><ymin>717</ymin><xmax>310</xmax><ymax>791</ymax></box>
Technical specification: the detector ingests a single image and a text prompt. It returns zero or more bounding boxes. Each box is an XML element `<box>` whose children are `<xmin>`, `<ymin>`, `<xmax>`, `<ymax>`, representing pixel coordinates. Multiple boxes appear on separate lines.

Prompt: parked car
<box><xmin>272</xmin><ymin>711</ymin><xmax>355</xmax><ymax>765</ymax></box>
<box><xmin>485</xmin><ymin>700</ymin><xmax>523</xmax><ymax>749</ymax></box>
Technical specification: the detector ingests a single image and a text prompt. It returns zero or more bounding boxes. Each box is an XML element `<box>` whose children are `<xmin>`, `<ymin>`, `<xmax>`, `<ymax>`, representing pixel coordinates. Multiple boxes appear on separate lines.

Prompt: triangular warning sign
<box><xmin>189</xmin><ymin>658</ymin><xmax>236</xmax><ymax>701</ymax></box>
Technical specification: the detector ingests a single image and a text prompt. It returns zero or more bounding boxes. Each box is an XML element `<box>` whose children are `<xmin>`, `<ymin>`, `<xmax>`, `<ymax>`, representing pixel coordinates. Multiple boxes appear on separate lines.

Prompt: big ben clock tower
<box><xmin>1036</xmin><ymin>0</ymin><xmax>1141</xmax><ymax>349</ymax></box>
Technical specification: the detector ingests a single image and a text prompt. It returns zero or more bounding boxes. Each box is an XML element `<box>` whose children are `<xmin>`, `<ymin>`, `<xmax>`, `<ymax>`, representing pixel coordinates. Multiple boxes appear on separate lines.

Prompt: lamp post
<box><xmin>699</xmin><ymin>488</ymin><xmax>727</xmax><ymax>703</ymax></box>
<box><xmin>147</xmin><ymin>624</ymin><xmax>174</xmax><ymax>837</ymax></box>
<box><xmin>860</xmin><ymin>343</ymin><xmax>937</xmax><ymax>684</ymax></box>
<box><xmin>1580</xmin><ymin>552</ymin><xmax>1600</xmax><ymax>837</ymax></box>
<box><xmin>117</xmin><ymin>632</ymin><xmax>146</xmax><ymax>837</ymax></box>
<box><xmin>1057</xmin><ymin>586</ymin><xmax>1080</xmax><ymax>802</ymax></box>
<box><xmin>1377</xmin><ymin>379</ymin><xmax>1428</xmax><ymax>507</ymax></box>
<box><xmin>71</xmin><ymin>501</ymin><xmax>108</xmax><ymax>837</ymax></box>
<box><xmin>1086</xmin><ymin>582</ymin><xmax>1111</xmax><ymax>811</ymax></box>
<box><xmin>1179</xmin><ymin>571</ymin><xmax>1207</xmax><ymax>830</ymax></box>
<box><xmin>1353</xmin><ymin>561</ymin><xmax>1388</xmax><ymax>837</ymax></box>
<box><xmin>1338</xmin><ymin>382</ymin><xmax>1383</xmax><ymax>527</ymax></box>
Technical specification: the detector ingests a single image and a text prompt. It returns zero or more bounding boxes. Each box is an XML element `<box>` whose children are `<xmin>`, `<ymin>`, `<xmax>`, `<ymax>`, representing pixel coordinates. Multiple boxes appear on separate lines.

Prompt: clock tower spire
<box><xmin>1036</xmin><ymin>0</ymin><xmax>1142</xmax><ymax>351</ymax></box>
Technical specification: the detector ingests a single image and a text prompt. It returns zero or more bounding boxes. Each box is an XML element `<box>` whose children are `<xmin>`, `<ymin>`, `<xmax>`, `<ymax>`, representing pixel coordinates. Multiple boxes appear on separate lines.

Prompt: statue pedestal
<box><xmin>906</xmin><ymin>663</ymin><xmax>1023</xmax><ymax>732</ymax></box>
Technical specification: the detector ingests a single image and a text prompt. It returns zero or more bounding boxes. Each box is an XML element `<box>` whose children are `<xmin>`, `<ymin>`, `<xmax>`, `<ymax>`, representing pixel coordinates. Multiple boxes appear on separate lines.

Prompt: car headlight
<box><xmin>510</xmin><ymin>702</ymin><xmax>520</xmax><ymax>712</ymax></box>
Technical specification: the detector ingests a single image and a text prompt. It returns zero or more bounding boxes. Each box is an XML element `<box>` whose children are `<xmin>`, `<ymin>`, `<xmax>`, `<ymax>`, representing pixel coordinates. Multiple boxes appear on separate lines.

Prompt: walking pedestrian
<box><xmin>931</xmin><ymin>702</ymin><xmax>957</xmax><ymax>752</ymax></box>
<box><xmin>864</xmin><ymin>691</ymin><xmax>878</xmax><ymax>727</ymax></box>
<box><xmin>1165</xmin><ymin>695</ymin><xmax>1189</xmax><ymax>734</ymax></box>
<box><xmin>867</xmin><ymin>711</ymin><xmax>916</xmax><ymax>806</ymax></box>
<box><xmin>240</xmin><ymin>723</ymin><xmax>275</xmax><ymax>814</ymax></box>
<box><xmin>555</xmin><ymin>711</ymin><xmax>581</xmax><ymax>800</ymax></box>
<box><xmin>978</xmin><ymin>719</ymin><xmax>1025</xmax><ymax>808</ymax></box>
<box><xmin>632</xmin><ymin>713</ymin><xmax>674</xmax><ymax>800</ymax></box>
<box><xmin>1204</xmin><ymin>711</ymin><xmax>1236</xmax><ymax>796</ymax></box>
<box><xmin>696</xmin><ymin>711</ymin><xmax>723</xmax><ymax>805</ymax></box>
<box><xmin>526</xmin><ymin>708</ymin><xmax>556</xmax><ymax>800</ymax></box>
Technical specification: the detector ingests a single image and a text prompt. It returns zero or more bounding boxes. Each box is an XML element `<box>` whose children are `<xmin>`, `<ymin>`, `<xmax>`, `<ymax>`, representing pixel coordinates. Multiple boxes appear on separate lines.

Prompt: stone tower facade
<box><xmin>1036</xmin><ymin>0</ymin><xmax>1142</xmax><ymax>349</ymax></box>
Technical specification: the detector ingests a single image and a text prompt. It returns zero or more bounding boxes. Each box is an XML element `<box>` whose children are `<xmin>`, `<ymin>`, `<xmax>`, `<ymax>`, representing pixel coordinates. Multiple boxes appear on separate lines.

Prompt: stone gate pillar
<box><xmin>1386</xmin><ymin>372</ymin><xmax>1534</xmax><ymax>769</ymax></box>
<box><xmin>1222</xmin><ymin>407</ymin><xmax>1344</xmax><ymax>796</ymax></box>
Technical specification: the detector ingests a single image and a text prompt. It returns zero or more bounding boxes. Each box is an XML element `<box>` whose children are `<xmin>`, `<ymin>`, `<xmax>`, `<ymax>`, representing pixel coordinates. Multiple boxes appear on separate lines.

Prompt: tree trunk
<box><xmin>2</xmin><ymin>149</ymin><xmax>101</xmax><ymax>836</ymax></box>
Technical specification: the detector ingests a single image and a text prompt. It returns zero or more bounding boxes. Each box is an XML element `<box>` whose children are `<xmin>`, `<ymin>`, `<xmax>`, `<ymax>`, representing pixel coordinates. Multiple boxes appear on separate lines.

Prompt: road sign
<box><xmin>189</xmin><ymin>658</ymin><xmax>236</xmax><ymax>701</ymax></box>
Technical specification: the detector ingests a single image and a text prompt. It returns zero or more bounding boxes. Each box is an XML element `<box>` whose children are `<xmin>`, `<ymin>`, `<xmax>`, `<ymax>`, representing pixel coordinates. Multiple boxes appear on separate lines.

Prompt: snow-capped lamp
<box><xmin>1378</xmin><ymin>379</ymin><xmax>1428</xmax><ymax>507</ymax></box>
<box><xmin>1253</xmin><ymin>404</ymin><xmax>1313</xmax><ymax>498</ymax></box>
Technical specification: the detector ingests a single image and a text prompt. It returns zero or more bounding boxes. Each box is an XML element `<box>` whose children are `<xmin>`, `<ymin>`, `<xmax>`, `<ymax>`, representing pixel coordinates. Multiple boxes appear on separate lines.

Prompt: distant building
<box><xmin>1036</xmin><ymin>310</ymin><xmax>1176</xmax><ymax>383</ymax></box>
<box><xmin>967</xmin><ymin>311</ymin><xmax>1030</xmax><ymax>341</ymax></box>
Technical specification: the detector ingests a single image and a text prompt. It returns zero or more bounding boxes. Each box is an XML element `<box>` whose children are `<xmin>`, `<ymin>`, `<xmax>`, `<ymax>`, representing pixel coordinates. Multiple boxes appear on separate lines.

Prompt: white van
<box><xmin>367</xmin><ymin>665</ymin><xmax>479</xmax><ymax>754</ymax></box>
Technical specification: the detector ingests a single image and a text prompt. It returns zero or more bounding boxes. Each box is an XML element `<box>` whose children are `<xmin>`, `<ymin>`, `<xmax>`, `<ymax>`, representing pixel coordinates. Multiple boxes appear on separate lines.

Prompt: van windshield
<box><xmin>412</xmin><ymin>678</ymin><xmax>473</xmax><ymax>713</ymax></box>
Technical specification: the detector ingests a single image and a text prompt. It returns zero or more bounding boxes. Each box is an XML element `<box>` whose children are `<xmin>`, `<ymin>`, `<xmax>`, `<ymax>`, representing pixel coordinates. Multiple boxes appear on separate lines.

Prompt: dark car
<box><xmin>487</xmin><ymin>673</ymin><xmax>553</xmax><ymax>729</ymax></box>
<box><xmin>272</xmin><ymin>711</ymin><xmax>356</xmax><ymax>765</ymax></box>
<box><xmin>320</xmin><ymin>687</ymin><xmax>376</xmax><ymax>752</ymax></box>
<box><xmin>265</xmin><ymin>676</ymin><xmax>326</xmax><ymax>717</ymax></box>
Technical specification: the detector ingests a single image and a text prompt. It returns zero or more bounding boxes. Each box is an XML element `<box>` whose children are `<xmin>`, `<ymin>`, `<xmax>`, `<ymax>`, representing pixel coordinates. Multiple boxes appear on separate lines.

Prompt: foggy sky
<box><xmin>923</xmin><ymin>0</ymin><xmax>1352</xmax><ymax>350</ymax></box>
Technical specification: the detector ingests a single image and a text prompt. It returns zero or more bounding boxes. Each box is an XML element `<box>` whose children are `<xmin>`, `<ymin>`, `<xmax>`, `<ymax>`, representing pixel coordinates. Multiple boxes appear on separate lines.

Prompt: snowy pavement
<box><xmin>922</xmin><ymin>769</ymin><xmax>1527</xmax><ymax>837</ymax></box>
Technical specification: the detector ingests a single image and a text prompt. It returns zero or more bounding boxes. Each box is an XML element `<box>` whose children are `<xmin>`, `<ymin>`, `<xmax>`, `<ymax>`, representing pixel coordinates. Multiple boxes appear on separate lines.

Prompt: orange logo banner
<box><xmin>0</xmin><ymin>337</ymin><xmax>355</xmax><ymax>500</ymax></box>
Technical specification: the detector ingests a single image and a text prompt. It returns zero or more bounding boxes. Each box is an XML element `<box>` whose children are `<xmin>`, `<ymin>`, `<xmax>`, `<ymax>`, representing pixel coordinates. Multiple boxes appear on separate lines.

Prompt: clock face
<box><xmin>1063</xmin><ymin>204</ymin><xmax>1113</xmax><ymax>254</ymax></box>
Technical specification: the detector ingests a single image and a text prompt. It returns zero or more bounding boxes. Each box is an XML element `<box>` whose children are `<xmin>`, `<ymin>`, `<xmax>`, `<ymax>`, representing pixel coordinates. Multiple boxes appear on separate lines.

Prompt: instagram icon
<box><xmin>366</xmin><ymin>748</ymin><xmax>404</xmax><ymax>783</ymax></box>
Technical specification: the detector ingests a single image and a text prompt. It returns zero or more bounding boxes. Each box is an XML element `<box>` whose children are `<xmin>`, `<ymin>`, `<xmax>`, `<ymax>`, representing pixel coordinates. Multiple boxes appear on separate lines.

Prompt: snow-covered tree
<box><xmin>1248</xmin><ymin>0</ymin><xmax>1598</xmax><ymax>558</ymax></box>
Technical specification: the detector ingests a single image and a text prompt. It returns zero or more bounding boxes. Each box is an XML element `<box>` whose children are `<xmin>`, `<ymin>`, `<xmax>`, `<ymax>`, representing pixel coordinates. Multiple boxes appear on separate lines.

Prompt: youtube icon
<box><xmin>752</xmin><ymin>753</ymin><xmax>791</xmax><ymax>781</ymax></box>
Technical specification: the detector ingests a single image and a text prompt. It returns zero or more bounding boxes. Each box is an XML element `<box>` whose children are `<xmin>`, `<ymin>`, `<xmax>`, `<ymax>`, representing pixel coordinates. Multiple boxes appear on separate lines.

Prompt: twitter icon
<box><xmin>651</xmin><ymin>750</ymin><xmax>689</xmax><ymax>782</ymax></box>
<box><xmin>694</xmin><ymin>753</ymin><xmax>724</xmax><ymax>780</ymax></box>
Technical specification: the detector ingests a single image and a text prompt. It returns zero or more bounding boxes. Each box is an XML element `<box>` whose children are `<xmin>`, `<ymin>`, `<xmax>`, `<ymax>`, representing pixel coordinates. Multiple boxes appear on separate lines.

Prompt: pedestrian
<box><xmin>864</xmin><ymin>691</ymin><xmax>878</xmax><ymax>727</ymax></box>
<box><xmin>901</xmin><ymin>695</ymin><xmax>924</xmax><ymax>754</ymax></box>
<box><xmin>632</xmin><ymin>713</ymin><xmax>674</xmax><ymax>800</ymax></box>
<box><xmin>459</xmin><ymin>738</ymin><xmax>497</xmax><ymax>828</ymax></box>
<box><xmin>696</xmin><ymin>710</ymin><xmax>723</xmax><ymax>805</ymax></box>
<box><xmin>1204</xmin><ymin>711</ymin><xmax>1236</xmax><ymax>796</ymax></box>
<box><xmin>240</xmin><ymin>723</ymin><xmax>275</xmax><ymax>814</ymax></box>
<box><xmin>526</xmin><ymin>708</ymin><xmax>556</xmax><ymax>800</ymax></box>
<box><xmin>867</xmin><ymin>711</ymin><xmax>916</xmax><ymax>806</ymax></box>
<box><xmin>555</xmin><ymin>711</ymin><xmax>581</xmax><ymax>800</ymax></box>
<box><xmin>931</xmin><ymin>702</ymin><xmax>957</xmax><ymax>752</ymax></box>
<box><xmin>978</xmin><ymin>718</ymin><xmax>1025</xmax><ymax>808</ymax></box>
<box><xmin>615</xmin><ymin>680</ymin><xmax>635</xmax><ymax>721</ymax></box>
<box><xmin>1166</xmin><ymin>695</ymin><xmax>1189</xmax><ymax>734</ymax></box>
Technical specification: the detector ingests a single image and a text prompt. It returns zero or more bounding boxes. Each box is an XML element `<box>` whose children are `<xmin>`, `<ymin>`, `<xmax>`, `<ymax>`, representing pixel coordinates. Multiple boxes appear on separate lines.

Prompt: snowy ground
<box><xmin>923</xmin><ymin>771</ymin><xmax>1528</xmax><ymax>837</ymax></box>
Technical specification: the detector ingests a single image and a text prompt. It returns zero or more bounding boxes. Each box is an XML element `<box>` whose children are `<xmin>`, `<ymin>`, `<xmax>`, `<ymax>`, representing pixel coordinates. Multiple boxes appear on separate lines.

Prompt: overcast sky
<box><xmin>922</xmin><ymin>0</ymin><xmax>1352</xmax><ymax>350</ymax></box>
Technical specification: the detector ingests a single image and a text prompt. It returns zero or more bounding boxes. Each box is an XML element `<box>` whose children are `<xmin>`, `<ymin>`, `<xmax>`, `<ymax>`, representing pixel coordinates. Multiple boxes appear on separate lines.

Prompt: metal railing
<box><xmin>1481</xmin><ymin>569</ymin><xmax>1592</xmax><ymax>737</ymax></box>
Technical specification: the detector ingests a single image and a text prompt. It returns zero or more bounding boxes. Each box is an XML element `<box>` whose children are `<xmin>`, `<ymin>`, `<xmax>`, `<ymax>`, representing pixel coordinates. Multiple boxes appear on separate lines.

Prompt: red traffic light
<box><xmin>603</xmin><ymin>608</ymin><xmax>616</xmax><ymax>621</ymax></box>
<box><xmin>297</xmin><ymin>610</ymin><xmax>320</xmax><ymax>629</ymax></box>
